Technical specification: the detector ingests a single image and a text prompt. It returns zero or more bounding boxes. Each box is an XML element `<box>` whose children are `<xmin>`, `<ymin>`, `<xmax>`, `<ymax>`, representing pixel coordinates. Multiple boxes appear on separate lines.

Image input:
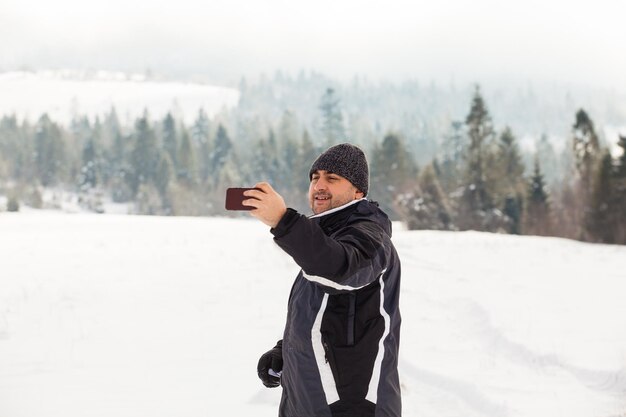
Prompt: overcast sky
<box><xmin>2</xmin><ymin>0</ymin><xmax>625</xmax><ymax>90</ymax></box>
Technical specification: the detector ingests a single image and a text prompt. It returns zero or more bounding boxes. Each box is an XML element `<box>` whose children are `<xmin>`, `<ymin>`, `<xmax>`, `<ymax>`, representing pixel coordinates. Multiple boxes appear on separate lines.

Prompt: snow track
<box><xmin>1</xmin><ymin>211</ymin><xmax>625</xmax><ymax>417</ymax></box>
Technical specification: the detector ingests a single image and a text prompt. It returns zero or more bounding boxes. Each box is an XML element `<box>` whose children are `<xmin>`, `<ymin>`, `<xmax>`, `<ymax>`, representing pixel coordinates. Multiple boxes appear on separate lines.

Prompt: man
<box><xmin>243</xmin><ymin>143</ymin><xmax>401</xmax><ymax>417</ymax></box>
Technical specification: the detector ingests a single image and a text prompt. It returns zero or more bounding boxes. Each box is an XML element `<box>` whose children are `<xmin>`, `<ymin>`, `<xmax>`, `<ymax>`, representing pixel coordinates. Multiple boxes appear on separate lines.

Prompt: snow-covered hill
<box><xmin>0</xmin><ymin>71</ymin><xmax>239</xmax><ymax>125</ymax></box>
<box><xmin>0</xmin><ymin>211</ymin><xmax>625</xmax><ymax>417</ymax></box>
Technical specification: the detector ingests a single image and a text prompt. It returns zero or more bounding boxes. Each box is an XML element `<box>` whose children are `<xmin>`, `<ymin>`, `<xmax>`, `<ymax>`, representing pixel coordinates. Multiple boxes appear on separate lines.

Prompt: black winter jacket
<box><xmin>270</xmin><ymin>199</ymin><xmax>402</xmax><ymax>417</ymax></box>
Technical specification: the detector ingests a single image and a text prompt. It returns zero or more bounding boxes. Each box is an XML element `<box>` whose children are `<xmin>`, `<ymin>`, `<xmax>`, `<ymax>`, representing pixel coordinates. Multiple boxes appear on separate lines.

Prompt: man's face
<box><xmin>309</xmin><ymin>170</ymin><xmax>364</xmax><ymax>215</ymax></box>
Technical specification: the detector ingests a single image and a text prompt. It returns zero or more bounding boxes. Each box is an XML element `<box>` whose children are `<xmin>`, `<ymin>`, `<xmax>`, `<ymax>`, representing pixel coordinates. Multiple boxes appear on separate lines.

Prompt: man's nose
<box><xmin>314</xmin><ymin>178</ymin><xmax>328</xmax><ymax>190</ymax></box>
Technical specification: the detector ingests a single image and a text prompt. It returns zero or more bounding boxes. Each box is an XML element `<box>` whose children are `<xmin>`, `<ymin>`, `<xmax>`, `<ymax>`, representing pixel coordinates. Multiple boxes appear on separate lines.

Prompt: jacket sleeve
<box><xmin>270</xmin><ymin>208</ymin><xmax>390</xmax><ymax>294</ymax></box>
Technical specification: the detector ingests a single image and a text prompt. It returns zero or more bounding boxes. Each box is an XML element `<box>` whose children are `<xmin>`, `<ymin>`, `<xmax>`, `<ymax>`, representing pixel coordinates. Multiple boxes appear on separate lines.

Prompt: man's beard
<box><xmin>310</xmin><ymin>191</ymin><xmax>354</xmax><ymax>214</ymax></box>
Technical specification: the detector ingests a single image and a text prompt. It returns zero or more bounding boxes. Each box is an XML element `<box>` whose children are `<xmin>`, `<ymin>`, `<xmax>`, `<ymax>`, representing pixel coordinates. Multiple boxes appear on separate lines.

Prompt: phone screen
<box><xmin>225</xmin><ymin>188</ymin><xmax>260</xmax><ymax>211</ymax></box>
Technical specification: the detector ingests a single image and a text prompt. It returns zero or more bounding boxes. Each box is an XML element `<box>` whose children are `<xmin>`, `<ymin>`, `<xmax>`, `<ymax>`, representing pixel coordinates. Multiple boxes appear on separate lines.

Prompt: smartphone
<box><xmin>225</xmin><ymin>187</ymin><xmax>260</xmax><ymax>211</ymax></box>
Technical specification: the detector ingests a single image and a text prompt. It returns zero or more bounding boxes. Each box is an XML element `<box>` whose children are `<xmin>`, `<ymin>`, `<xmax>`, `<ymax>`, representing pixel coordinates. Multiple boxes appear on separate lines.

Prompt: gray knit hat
<box><xmin>309</xmin><ymin>143</ymin><xmax>369</xmax><ymax>196</ymax></box>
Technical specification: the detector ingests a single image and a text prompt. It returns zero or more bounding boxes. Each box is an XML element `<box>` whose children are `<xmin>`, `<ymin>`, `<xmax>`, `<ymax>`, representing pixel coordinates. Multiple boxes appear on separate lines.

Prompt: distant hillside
<box><xmin>0</xmin><ymin>70</ymin><xmax>240</xmax><ymax>125</ymax></box>
<box><xmin>2</xmin><ymin>69</ymin><xmax>625</xmax><ymax>162</ymax></box>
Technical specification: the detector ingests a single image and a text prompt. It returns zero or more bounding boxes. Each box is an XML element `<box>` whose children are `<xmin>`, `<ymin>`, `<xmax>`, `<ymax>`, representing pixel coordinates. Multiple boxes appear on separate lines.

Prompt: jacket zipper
<box><xmin>323</xmin><ymin>340</ymin><xmax>330</xmax><ymax>363</ymax></box>
<box><xmin>322</xmin><ymin>339</ymin><xmax>340</xmax><ymax>386</ymax></box>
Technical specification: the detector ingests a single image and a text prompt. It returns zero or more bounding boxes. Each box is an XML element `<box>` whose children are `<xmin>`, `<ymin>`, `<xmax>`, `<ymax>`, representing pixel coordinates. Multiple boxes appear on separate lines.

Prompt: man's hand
<box><xmin>243</xmin><ymin>182</ymin><xmax>287</xmax><ymax>228</ymax></box>
<box><xmin>257</xmin><ymin>341</ymin><xmax>283</xmax><ymax>388</ymax></box>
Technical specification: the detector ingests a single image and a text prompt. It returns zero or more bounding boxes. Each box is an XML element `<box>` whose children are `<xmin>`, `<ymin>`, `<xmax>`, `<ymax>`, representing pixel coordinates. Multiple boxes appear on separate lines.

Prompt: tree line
<box><xmin>394</xmin><ymin>87</ymin><xmax>626</xmax><ymax>244</ymax></box>
<box><xmin>0</xmin><ymin>85</ymin><xmax>624</xmax><ymax>244</ymax></box>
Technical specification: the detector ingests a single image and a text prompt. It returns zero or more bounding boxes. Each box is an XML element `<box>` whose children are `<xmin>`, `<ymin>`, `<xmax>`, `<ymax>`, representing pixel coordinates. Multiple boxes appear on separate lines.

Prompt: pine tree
<box><xmin>209</xmin><ymin>124</ymin><xmax>233</xmax><ymax>186</ymax></box>
<box><xmin>130</xmin><ymin>112</ymin><xmax>159</xmax><ymax>195</ymax></box>
<box><xmin>75</xmin><ymin>117</ymin><xmax>106</xmax><ymax>192</ymax></box>
<box><xmin>34</xmin><ymin>114</ymin><xmax>67</xmax><ymax>187</ymax></box>
<box><xmin>613</xmin><ymin>135</ymin><xmax>626</xmax><ymax>243</ymax></box>
<box><xmin>162</xmin><ymin>113</ymin><xmax>178</xmax><ymax>171</ymax></box>
<box><xmin>80</xmin><ymin>129</ymin><xmax>99</xmax><ymax>190</ymax></box>
<box><xmin>250</xmin><ymin>129</ymin><xmax>281</xmax><ymax>186</ymax></box>
<box><xmin>319</xmin><ymin>88</ymin><xmax>346</xmax><ymax>145</ymax></box>
<box><xmin>275</xmin><ymin>110</ymin><xmax>302</xmax><ymax>195</ymax></box>
<box><xmin>266</xmin><ymin>129</ymin><xmax>281</xmax><ymax>186</ymax></box>
<box><xmin>107</xmin><ymin>111</ymin><xmax>133</xmax><ymax>203</ymax></box>
<box><xmin>154</xmin><ymin>151</ymin><xmax>174</xmax><ymax>206</ymax></box>
<box><xmin>571</xmin><ymin>109</ymin><xmax>601</xmax><ymax>240</ymax></box>
<box><xmin>588</xmin><ymin>150</ymin><xmax>614</xmax><ymax>243</ymax></box>
<box><xmin>536</xmin><ymin>133</ymin><xmax>559</xmax><ymax>185</ymax></box>
<box><xmin>617</xmin><ymin>135</ymin><xmax>626</xmax><ymax>176</ymax></box>
<box><xmin>177</xmin><ymin>129</ymin><xmax>197</xmax><ymax>186</ymax></box>
<box><xmin>529</xmin><ymin>160</ymin><xmax>549</xmax><ymax>202</ymax></box>
<box><xmin>494</xmin><ymin>126</ymin><xmax>525</xmax><ymax>233</ymax></box>
<box><xmin>572</xmin><ymin>109</ymin><xmax>601</xmax><ymax>184</ymax></box>
<box><xmin>497</xmin><ymin>127</ymin><xmax>525</xmax><ymax>189</ymax></box>
<box><xmin>439</xmin><ymin>120</ymin><xmax>464</xmax><ymax>193</ymax></box>
<box><xmin>104</xmin><ymin>107</ymin><xmax>127</xmax><ymax>183</ymax></box>
<box><xmin>457</xmin><ymin>86</ymin><xmax>496</xmax><ymax>230</ymax></box>
<box><xmin>278</xmin><ymin>110</ymin><xmax>300</xmax><ymax>146</ymax></box>
<box><xmin>370</xmin><ymin>133</ymin><xmax>417</xmax><ymax>218</ymax></box>
<box><xmin>192</xmin><ymin>109</ymin><xmax>212</xmax><ymax>184</ymax></box>
<box><xmin>212</xmin><ymin>152</ymin><xmax>242</xmax><ymax>215</ymax></box>
<box><xmin>280</xmin><ymin>135</ymin><xmax>300</xmax><ymax>196</ymax></box>
<box><xmin>103</xmin><ymin>107</ymin><xmax>122</xmax><ymax>148</ymax></box>
<box><xmin>399</xmin><ymin>164</ymin><xmax>452</xmax><ymax>230</ymax></box>
<box><xmin>503</xmin><ymin>194</ymin><xmax>524</xmax><ymax>235</ymax></box>
<box><xmin>524</xmin><ymin>158</ymin><xmax>552</xmax><ymax>236</ymax></box>
<box><xmin>289</xmin><ymin>130</ymin><xmax>319</xmax><ymax>212</ymax></box>
<box><xmin>0</xmin><ymin>115</ymin><xmax>31</xmax><ymax>181</ymax></box>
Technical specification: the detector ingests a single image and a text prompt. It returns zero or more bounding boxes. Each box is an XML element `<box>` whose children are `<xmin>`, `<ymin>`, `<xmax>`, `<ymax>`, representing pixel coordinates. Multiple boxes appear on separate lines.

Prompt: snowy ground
<box><xmin>1</xmin><ymin>210</ymin><xmax>625</xmax><ymax>417</ymax></box>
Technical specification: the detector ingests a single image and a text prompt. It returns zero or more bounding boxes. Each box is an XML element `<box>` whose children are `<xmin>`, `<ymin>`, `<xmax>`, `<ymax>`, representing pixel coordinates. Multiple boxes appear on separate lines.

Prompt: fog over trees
<box><xmin>1</xmin><ymin>72</ymin><xmax>625</xmax><ymax>244</ymax></box>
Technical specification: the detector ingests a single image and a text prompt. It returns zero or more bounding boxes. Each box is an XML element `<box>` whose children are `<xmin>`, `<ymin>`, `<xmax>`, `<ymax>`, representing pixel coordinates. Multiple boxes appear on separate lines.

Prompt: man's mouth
<box><xmin>315</xmin><ymin>194</ymin><xmax>331</xmax><ymax>201</ymax></box>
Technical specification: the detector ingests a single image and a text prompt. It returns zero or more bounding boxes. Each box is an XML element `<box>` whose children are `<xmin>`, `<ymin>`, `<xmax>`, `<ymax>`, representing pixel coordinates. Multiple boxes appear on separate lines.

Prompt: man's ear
<box><xmin>355</xmin><ymin>189</ymin><xmax>364</xmax><ymax>199</ymax></box>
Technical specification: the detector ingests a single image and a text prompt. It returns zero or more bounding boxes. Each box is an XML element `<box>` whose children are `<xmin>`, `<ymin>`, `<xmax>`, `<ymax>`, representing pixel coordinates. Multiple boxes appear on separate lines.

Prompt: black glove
<box><xmin>257</xmin><ymin>340</ymin><xmax>283</xmax><ymax>388</ymax></box>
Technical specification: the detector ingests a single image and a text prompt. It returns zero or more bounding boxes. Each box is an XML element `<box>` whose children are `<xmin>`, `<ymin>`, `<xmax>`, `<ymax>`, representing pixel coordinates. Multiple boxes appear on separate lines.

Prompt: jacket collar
<box><xmin>307</xmin><ymin>198</ymin><xmax>367</xmax><ymax>219</ymax></box>
<box><xmin>310</xmin><ymin>198</ymin><xmax>393</xmax><ymax>238</ymax></box>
